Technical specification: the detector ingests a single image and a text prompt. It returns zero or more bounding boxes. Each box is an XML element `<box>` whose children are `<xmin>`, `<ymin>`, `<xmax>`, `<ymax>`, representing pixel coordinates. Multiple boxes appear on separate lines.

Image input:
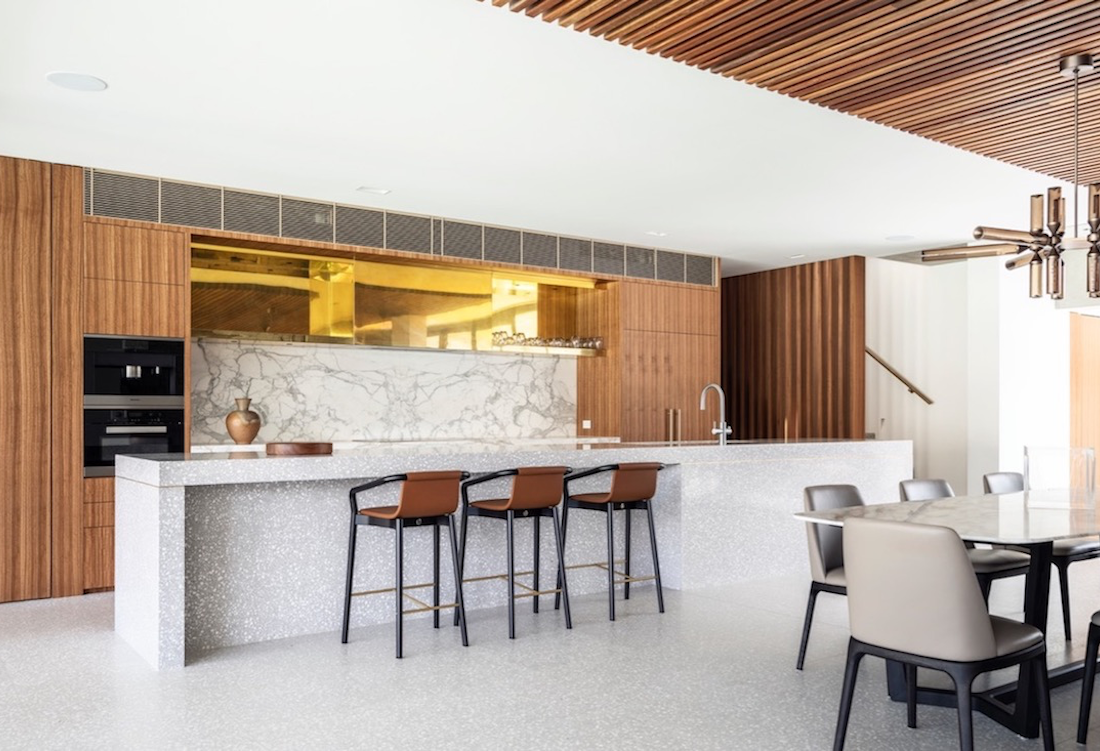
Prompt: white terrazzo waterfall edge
<box><xmin>114</xmin><ymin>439</ymin><xmax>912</xmax><ymax>669</ymax></box>
<box><xmin>190</xmin><ymin>339</ymin><xmax>577</xmax><ymax>444</ymax></box>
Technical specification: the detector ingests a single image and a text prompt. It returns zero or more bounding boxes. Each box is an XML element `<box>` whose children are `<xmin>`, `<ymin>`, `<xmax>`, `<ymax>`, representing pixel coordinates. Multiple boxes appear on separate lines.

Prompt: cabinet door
<box><xmin>0</xmin><ymin>157</ymin><xmax>51</xmax><ymax>602</ymax></box>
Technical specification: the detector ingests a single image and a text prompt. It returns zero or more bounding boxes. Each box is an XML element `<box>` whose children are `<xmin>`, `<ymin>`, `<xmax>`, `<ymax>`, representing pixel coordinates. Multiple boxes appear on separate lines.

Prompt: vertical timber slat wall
<box><xmin>0</xmin><ymin>157</ymin><xmax>52</xmax><ymax>602</ymax></box>
<box><xmin>722</xmin><ymin>257</ymin><xmax>865</xmax><ymax>441</ymax></box>
<box><xmin>1071</xmin><ymin>312</ymin><xmax>1100</xmax><ymax>459</ymax></box>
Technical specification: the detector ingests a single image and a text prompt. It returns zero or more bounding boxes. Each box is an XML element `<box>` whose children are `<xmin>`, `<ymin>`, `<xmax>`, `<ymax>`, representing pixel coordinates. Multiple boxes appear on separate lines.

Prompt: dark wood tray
<box><xmin>265</xmin><ymin>442</ymin><xmax>333</xmax><ymax>456</ymax></box>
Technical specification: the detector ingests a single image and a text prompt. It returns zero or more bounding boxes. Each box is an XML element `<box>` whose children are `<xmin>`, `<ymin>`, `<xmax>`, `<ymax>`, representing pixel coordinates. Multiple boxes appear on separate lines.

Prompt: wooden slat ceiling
<box><xmin>488</xmin><ymin>0</ymin><xmax>1100</xmax><ymax>184</ymax></box>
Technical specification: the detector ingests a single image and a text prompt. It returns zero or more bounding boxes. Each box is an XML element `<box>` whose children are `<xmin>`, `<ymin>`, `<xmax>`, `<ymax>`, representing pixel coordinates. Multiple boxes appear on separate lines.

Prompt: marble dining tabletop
<box><xmin>794</xmin><ymin>490</ymin><xmax>1100</xmax><ymax>545</ymax></box>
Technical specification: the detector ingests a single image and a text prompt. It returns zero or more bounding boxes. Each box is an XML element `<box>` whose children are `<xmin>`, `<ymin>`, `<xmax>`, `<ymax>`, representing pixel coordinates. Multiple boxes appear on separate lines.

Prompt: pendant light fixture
<box><xmin>921</xmin><ymin>54</ymin><xmax>1100</xmax><ymax>300</ymax></box>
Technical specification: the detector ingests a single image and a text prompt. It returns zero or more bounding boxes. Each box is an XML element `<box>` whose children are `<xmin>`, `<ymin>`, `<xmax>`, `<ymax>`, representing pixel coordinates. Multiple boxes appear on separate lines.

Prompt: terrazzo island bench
<box><xmin>114</xmin><ymin>438</ymin><xmax>912</xmax><ymax>669</ymax></box>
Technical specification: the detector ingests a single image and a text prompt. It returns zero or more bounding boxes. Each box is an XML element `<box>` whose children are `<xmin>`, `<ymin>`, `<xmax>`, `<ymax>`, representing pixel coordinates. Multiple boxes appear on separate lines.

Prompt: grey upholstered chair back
<box><xmin>803</xmin><ymin>485</ymin><xmax>864</xmax><ymax>583</ymax></box>
<box><xmin>844</xmin><ymin>517</ymin><xmax>997</xmax><ymax>661</ymax></box>
<box><xmin>983</xmin><ymin>471</ymin><xmax>1024</xmax><ymax>494</ymax></box>
<box><xmin>899</xmin><ymin>478</ymin><xmax>954</xmax><ymax>502</ymax></box>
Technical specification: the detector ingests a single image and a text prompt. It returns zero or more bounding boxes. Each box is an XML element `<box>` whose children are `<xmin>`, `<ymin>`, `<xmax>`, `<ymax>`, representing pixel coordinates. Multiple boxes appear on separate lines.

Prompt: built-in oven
<box><xmin>83</xmin><ymin>408</ymin><xmax>185</xmax><ymax>477</ymax></box>
<box><xmin>83</xmin><ymin>335</ymin><xmax>187</xmax><ymax>476</ymax></box>
<box><xmin>84</xmin><ymin>335</ymin><xmax>185</xmax><ymax>406</ymax></box>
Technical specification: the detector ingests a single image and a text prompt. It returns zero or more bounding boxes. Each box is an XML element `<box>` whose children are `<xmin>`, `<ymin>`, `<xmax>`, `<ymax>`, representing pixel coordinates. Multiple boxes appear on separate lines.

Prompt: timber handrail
<box><xmin>865</xmin><ymin>346</ymin><xmax>933</xmax><ymax>405</ymax></box>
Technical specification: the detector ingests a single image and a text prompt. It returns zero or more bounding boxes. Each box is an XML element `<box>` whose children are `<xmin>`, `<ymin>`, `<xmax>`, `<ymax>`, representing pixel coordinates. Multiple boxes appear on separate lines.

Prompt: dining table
<box><xmin>795</xmin><ymin>488</ymin><xmax>1100</xmax><ymax>740</ymax></box>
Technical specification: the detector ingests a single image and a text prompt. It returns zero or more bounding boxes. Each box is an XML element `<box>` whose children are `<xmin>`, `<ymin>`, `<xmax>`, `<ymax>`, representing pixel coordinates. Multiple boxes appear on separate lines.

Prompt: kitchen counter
<box><xmin>114</xmin><ymin>438</ymin><xmax>912</xmax><ymax>669</ymax></box>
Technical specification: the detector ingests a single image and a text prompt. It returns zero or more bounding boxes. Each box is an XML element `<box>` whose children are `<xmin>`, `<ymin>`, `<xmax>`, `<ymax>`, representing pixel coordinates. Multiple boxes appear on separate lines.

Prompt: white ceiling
<box><xmin>0</xmin><ymin>0</ymin><xmax>1067</xmax><ymax>274</ymax></box>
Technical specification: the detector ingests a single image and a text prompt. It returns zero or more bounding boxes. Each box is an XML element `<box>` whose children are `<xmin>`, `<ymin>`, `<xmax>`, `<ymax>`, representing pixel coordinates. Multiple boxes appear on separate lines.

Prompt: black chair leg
<box><xmin>645</xmin><ymin>501</ymin><xmax>664</xmax><ymax>614</ymax></box>
<box><xmin>552</xmin><ymin>507</ymin><xmax>572</xmax><ymax>629</ymax></box>
<box><xmin>1034</xmin><ymin>654</ymin><xmax>1054</xmax><ymax>751</ymax></box>
<box><xmin>1078</xmin><ymin>621</ymin><xmax>1100</xmax><ymax>743</ymax></box>
<box><xmin>1057</xmin><ymin>561</ymin><xmax>1072</xmax><ymax>642</ymax></box>
<box><xmin>453</xmin><ymin>503</ymin><xmax>470</xmax><ymax>628</ymax></box>
<box><xmin>624</xmin><ymin>507</ymin><xmax>632</xmax><ymax>600</ymax></box>
<box><xmin>533</xmin><ymin>514</ymin><xmax>540</xmax><ymax>614</ymax></box>
<box><xmin>905</xmin><ymin>664</ymin><xmax>917</xmax><ymax>728</ymax></box>
<box><xmin>341</xmin><ymin>520</ymin><xmax>357</xmax><ymax>644</ymax></box>
<box><xmin>977</xmin><ymin>575</ymin><xmax>991</xmax><ymax>605</ymax></box>
<box><xmin>554</xmin><ymin>502</ymin><xmax>569</xmax><ymax>611</ymax></box>
<box><xmin>832</xmin><ymin>640</ymin><xmax>863</xmax><ymax>751</ymax></box>
<box><xmin>507</xmin><ymin>509</ymin><xmax>516</xmax><ymax>639</ymax></box>
<box><xmin>948</xmin><ymin>666</ymin><xmax>975</xmax><ymax>751</ymax></box>
<box><xmin>447</xmin><ymin>515</ymin><xmax>468</xmax><ymax>648</ymax></box>
<box><xmin>395</xmin><ymin>521</ymin><xmax>404</xmax><ymax>659</ymax></box>
<box><xmin>606</xmin><ymin>506</ymin><xmax>616</xmax><ymax>622</ymax></box>
<box><xmin>432</xmin><ymin>524</ymin><xmax>440</xmax><ymax>629</ymax></box>
<box><xmin>796</xmin><ymin>584</ymin><xmax>820</xmax><ymax>671</ymax></box>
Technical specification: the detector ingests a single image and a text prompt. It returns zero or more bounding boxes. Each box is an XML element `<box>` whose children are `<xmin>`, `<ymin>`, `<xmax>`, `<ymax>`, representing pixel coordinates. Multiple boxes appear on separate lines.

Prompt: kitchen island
<box><xmin>115</xmin><ymin>438</ymin><xmax>911</xmax><ymax>669</ymax></box>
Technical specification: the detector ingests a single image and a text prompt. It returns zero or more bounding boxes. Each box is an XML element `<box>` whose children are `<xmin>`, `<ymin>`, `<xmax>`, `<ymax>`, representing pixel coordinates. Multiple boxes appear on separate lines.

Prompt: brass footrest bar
<box><xmin>351</xmin><ymin>581</ymin><xmax>436</xmax><ymax>598</ymax></box>
<box><xmin>402</xmin><ymin>592</ymin><xmax>459</xmax><ymax>615</ymax></box>
<box><xmin>462</xmin><ymin>569</ymin><xmax>536</xmax><ymax>584</ymax></box>
<box><xmin>613</xmin><ymin>575</ymin><xmax>655</xmax><ymax>585</ymax></box>
<box><xmin>565</xmin><ymin>559</ymin><xmax>625</xmax><ymax>572</ymax></box>
<box><xmin>512</xmin><ymin>588</ymin><xmax>562</xmax><ymax>599</ymax></box>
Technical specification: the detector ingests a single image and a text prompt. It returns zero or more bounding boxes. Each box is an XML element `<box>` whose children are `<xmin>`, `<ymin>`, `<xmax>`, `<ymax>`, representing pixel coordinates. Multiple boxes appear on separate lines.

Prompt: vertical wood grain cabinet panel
<box><xmin>722</xmin><ymin>256</ymin><xmax>865</xmax><ymax>441</ymax></box>
<box><xmin>0</xmin><ymin>157</ymin><xmax>52</xmax><ymax>603</ymax></box>
<box><xmin>576</xmin><ymin>283</ymin><xmax>622</xmax><ymax>437</ymax></box>
<box><xmin>82</xmin><ymin>528</ymin><xmax>114</xmax><ymax>591</ymax></box>
<box><xmin>51</xmin><ymin>164</ymin><xmax>86</xmax><ymax>597</ymax></box>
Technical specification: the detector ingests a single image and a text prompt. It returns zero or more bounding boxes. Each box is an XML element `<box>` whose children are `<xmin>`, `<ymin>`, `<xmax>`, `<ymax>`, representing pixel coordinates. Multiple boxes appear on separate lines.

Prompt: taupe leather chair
<box><xmin>796</xmin><ymin>484</ymin><xmax>862</xmax><ymax>671</ymax></box>
<box><xmin>834</xmin><ymin>517</ymin><xmax>1053</xmax><ymax>751</ymax></box>
<box><xmin>1077</xmin><ymin>610</ymin><xmax>1100</xmax><ymax>742</ymax></box>
<box><xmin>899</xmin><ymin>478</ymin><xmax>1030</xmax><ymax>603</ymax></box>
<box><xmin>986</xmin><ymin>468</ymin><xmax>1100</xmax><ymax>641</ymax></box>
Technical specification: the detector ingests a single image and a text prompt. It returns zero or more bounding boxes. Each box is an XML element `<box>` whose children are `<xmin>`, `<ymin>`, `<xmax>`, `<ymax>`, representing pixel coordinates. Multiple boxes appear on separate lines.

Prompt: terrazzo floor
<box><xmin>4</xmin><ymin>566</ymin><xmax>1100</xmax><ymax>750</ymax></box>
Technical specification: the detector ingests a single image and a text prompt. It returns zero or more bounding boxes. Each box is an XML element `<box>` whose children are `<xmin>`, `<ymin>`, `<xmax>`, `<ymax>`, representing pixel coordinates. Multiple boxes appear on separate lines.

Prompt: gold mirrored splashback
<box><xmin>191</xmin><ymin>243</ymin><xmax>595</xmax><ymax>353</ymax></box>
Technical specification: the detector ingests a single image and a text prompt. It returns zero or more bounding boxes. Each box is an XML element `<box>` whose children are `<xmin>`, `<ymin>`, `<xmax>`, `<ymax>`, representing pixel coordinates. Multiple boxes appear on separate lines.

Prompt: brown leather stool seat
<box><xmin>341</xmin><ymin>470</ymin><xmax>470</xmax><ymax>658</ymax></box>
<box><xmin>455</xmin><ymin>466</ymin><xmax>573</xmax><ymax>638</ymax></box>
<box><xmin>553</xmin><ymin>462</ymin><xmax>666</xmax><ymax>622</ymax></box>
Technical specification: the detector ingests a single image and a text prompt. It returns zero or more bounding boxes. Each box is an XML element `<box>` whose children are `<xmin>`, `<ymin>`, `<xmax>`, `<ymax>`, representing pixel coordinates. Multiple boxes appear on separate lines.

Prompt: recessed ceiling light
<box><xmin>46</xmin><ymin>71</ymin><xmax>108</xmax><ymax>92</ymax></box>
<box><xmin>885</xmin><ymin>234</ymin><xmax>916</xmax><ymax>242</ymax></box>
<box><xmin>356</xmin><ymin>186</ymin><xmax>391</xmax><ymax>195</ymax></box>
<box><xmin>645</xmin><ymin>230</ymin><xmax>667</xmax><ymax>237</ymax></box>
<box><xmin>788</xmin><ymin>254</ymin><xmax>806</xmax><ymax>259</ymax></box>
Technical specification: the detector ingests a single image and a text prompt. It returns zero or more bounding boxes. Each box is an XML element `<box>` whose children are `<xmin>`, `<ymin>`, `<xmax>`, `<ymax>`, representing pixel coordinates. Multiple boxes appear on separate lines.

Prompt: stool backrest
<box><xmin>398</xmin><ymin>471</ymin><xmax>465</xmax><ymax>517</ymax></box>
<box><xmin>899</xmin><ymin>478</ymin><xmax>954</xmax><ymax>502</ymax></box>
<box><xmin>607</xmin><ymin>463</ymin><xmax>662</xmax><ymax>502</ymax></box>
<box><xmin>983</xmin><ymin>471</ymin><xmax>1024</xmax><ymax>494</ymax></box>
<box><xmin>804</xmin><ymin>485</ymin><xmax>863</xmax><ymax>583</ymax></box>
<box><xmin>844</xmin><ymin>516</ymin><xmax>996</xmax><ymax>661</ymax></box>
<box><xmin>508</xmin><ymin>466</ymin><xmax>569</xmax><ymax>510</ymax></box>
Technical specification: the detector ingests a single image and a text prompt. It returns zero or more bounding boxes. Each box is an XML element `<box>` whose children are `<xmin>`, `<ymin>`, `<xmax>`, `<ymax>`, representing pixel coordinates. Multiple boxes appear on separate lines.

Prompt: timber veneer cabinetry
<box><xmin>82</xmin><ymin>477</ymin><xmax>114</xmax><ymax>591</ymax></box>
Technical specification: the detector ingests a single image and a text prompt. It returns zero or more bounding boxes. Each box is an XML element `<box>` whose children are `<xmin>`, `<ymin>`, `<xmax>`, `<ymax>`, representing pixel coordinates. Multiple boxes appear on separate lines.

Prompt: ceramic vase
<box><xmin>225</xmin><ymin>397</ymin><xmax>261</xmax><ymax>444</ymax></box>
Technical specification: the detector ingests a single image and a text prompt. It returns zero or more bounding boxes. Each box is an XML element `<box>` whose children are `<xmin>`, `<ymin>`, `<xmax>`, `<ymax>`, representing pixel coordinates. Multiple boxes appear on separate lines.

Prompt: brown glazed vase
<box><xmin>225</xmin><ymin>397</ymin><xmax>261</xmax><ymax>445</ymax></box>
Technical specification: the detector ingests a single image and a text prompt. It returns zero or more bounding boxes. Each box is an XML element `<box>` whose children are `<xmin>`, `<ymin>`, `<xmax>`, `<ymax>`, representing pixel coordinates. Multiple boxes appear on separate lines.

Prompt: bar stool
<box><xmin>554</xmin><ymin>462</ymin><xmax>666</xmax><ymax>621</ymax></box>
<box><xmin>341</xmin><ymin>470</ymin><xmax>470</xmax><ymax>658</ymax></box>
<box><xmin>454</xmin><ymin>466</ymin><xmax>573</xmax><ymax>638</ymax></box>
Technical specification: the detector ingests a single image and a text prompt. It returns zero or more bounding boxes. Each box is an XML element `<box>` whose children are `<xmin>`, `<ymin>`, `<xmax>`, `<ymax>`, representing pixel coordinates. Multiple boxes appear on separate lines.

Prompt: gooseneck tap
<box><xmin>699</xmin><ymin>383</ymin><xmax>732</xmax><ymax>446</ymax></box>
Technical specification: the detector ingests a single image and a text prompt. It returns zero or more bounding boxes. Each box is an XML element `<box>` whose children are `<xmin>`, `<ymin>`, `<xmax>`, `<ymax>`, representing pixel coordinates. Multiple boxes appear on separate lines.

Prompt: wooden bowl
<box><xmin>265</xmin><ymin>442</ymin><xmax>334</xmax><ymax>456</ymax></box>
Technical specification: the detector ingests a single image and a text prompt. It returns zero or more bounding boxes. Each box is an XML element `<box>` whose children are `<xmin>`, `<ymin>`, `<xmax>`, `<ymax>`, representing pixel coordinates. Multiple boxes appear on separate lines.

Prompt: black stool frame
<box><xmin>553</xmin><ymin>463</ymin><xmax>666</xmax><ymax>621</ymax></box>
<box><xmin>341</xmin><ymin>472</ymin><xmax>470</xmax><ymax>659</ymax></box>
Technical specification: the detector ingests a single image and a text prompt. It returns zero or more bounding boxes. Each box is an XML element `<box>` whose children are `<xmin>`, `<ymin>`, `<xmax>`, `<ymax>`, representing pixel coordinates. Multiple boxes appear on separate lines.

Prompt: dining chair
<box><xmin>1021</xmin><ymin>448</ymin><xmax>1100</xmax><ymax>641</ymax></box>
<box><xmin>1078</xmin><ymin>610</ymin><xmax>1100</xmax><ymax>742</ymax></box>
<box><xmin>834</xmin><ymin>516</ymin><xmax>1053</xmax><ymax>751</ymax></box>
<box><xmin>796</xmin><ymin>484</ymin><xmax>861</xmax><ymax>671</ymax></box>
<box><xmin>899</xmin><ymin>479</ymin><xmax>1030</xmax><ymax>603</ymax></box>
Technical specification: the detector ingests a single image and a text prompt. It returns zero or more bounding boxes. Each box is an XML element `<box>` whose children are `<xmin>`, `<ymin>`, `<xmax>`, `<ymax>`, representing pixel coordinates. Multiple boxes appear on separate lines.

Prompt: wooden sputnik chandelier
<box><xmin>921</xmin><ymin>54</ymin><xmax>1100</xmax><ymax>300</ymax></box>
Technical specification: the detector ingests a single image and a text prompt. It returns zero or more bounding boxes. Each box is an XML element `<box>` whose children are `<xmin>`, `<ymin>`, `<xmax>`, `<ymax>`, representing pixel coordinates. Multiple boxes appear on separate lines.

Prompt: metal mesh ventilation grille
<box><xmin>92</xmin><ymin>172</ymin><xmax>159</xmax><ymax>223</ymax></box>
<box><xmin>334</xmin><ymin>206</ymin><xmax>383</xmax><ymax>248</ymax></box>
<box><xmin>685</xmin><ymin>254</ymin><xmax>715</xmax><ymax>286</ymax></box>
<box><xmin>161</xmin><ymin>181</ymin><xmax>221</xmax><ymax>229</ymax></box>
<box><xmin>625</xmin><ymin>246</ymin><xmax>655</xmax><ymax>279</ymax></box>
<box><xmin>593</xmin><ymin>242</ymin><xmax>624</xmax><ymax>276</ymax></box>
<box><xmin>83</xmin><ymin>168</ymin><xmax>92</xmax><ymax>215</ymax></box>
<box><xmin>385</xmin><ymin>213</ymin><xmax>432</xmax><ymax>254</ymax></box>
<box><xmin>522</xmin><ymin>232</ymin><xmax>557</xmax><ymax>268</ymax></box>
<box><xmin>656</xmin><ymin>250</ymin><xmax>685</xmax><ymax>283</ymax></box>
<box><xmin>224</xmin><ymin>190</ymin><xmax>280</xmax><ymax>236</ymax></box>
<box><xmin>484</xmin><ymin>227</ymin><xmax>521</xmax><ymax>265</ymax></box>
<box><xmin>558</xmin><ymin>237</ymin><xmax>592</xmax><ymax>272</ymax></box>
<box><xmin>282</xmin><ymin>199</ymin><xmax>334</xmax><ymax>242</ymax></box>
<box><xmin>442</xmin><ymin>221</ymin><xmax>482</xmax><ymax>260</ymax></box>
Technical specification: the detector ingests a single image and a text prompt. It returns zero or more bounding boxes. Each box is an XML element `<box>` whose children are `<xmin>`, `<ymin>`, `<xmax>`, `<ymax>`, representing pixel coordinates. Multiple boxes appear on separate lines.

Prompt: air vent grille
<box><xmin>385</xmin><ymin>213</ymin><xmax>432</xmax><ymax>254</ymax></box>
<box><xmin>281</xmin><ymin>198</ymin><xmax>334</xmax><ymax>242</ymax></box>
<box><xmin>442</xmin><ymin>221</ymin><xmax>483</xmax><ymax>260</ymax></box>
<box><xmin>81</xmin><ymin>168</ymin><xmax>716</xmax><ymax>285</ymax></box>
<box><xmin>484</xmin><ymin>227</ymin><xmax>521</xmax><ymax>265</ymax></box>
<box><xmin>334</xmin><ymin>206</ymin><xmax>383</xmax><ymax>248</ymax></box>
<box><xmin>161</xmin><ymin>181</ymin><xmax>221</xmax><ymax>229</ymax></box>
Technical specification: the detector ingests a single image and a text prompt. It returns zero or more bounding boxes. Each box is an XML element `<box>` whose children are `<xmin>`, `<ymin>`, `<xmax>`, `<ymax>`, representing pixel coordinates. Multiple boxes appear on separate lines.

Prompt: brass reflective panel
<box><xmin>191</xmin><ymin>243</ymin><xmax>595</xmax><ymax>353</ymax></box>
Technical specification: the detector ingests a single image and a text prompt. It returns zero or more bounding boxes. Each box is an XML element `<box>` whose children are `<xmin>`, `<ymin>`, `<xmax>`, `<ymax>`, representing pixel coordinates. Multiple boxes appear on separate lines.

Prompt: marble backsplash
<box><xmin>190</xmin><ymin>339</ymin><xmax>577</xmax><ymax>445</ymax></box>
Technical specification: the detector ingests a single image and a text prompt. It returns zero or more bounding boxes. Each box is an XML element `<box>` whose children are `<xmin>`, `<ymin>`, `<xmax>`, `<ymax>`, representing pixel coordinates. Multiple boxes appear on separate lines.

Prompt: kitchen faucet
<box><xmin>699</xmin><ymin>383</ymin><xmax>732</xmax><ymax>446</ymax></box>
